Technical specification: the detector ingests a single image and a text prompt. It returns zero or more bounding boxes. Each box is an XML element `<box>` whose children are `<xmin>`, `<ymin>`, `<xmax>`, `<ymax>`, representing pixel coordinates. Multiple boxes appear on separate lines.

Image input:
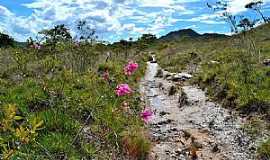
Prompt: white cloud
<box><xmin>178</xmin><ymin>14</ymin><xmax>226</xmax><ymax>25</ymax></box>
<box><xmin>1</xmin><ymin>0</ymin><xmax>269</xmax><ymax>42</ymax></box>
<box><xmin>184</xmin><ymin>24</ymin><xmax>198</xmax><ymax>29</ymax></box>
<box><xmin>122</xmin><ymin>23</ymin><xmax>136</xmax><ymax>31</ymax></box>
<box><xmin>227</xmin><ymin>0</ymin><xmax>270</xmax><ymax>14</ymax></box>
<box><xmin>198</xmin><ymin>30</ymin><xmax>232</xmax><ymax>35</ymax></box>
<box><xmin>227</xmin><ymin>0</ymin><xmax>253</xmax><ymax>14</ymax></box>
<box><xmin>0</xmin><ymin>0</ymin><xmax>199</xmax><ymax>41</ymax></box>
<box><xmin>139</xmin><ymin>0</ymin><xmax>172</xmax><ymax>8</ymax></box>
<box><xmin>0</xmin><ymin>5</ymin><xmax>14</xmax><ymax>17</ymax></box>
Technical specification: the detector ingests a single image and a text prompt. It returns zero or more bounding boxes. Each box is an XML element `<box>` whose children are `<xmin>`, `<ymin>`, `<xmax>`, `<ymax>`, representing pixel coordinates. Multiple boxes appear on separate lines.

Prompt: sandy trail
<box><xmin>140</xmin><ymin>61</ymin><xmax>256</xmax><ymax>160</ymax></box>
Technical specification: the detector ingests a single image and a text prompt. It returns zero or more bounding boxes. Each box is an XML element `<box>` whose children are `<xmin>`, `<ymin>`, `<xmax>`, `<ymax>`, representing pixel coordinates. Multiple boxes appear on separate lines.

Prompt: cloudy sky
<box><xmin>0</xmin><ymin>0</ymin><xmax>270</xmax><ymax>42</ymax></box>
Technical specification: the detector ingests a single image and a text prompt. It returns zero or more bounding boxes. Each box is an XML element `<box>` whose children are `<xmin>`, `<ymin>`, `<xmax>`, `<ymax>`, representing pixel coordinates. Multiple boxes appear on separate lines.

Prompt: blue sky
<box><xmin>0</xmin><ymin>0</ymin><xmax>270</xmax><ymax>42</ymax></box>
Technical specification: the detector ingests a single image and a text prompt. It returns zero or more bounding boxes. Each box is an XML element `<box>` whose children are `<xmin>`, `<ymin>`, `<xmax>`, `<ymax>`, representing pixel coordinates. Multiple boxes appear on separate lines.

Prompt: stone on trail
<box><xmin>263</xmin><ymin>58</ymin><xmax>270</xmax><ymax>66</ymax></box>
<box><xmin>209</xmin><ymin>60</ymin><xmax>220</xmax><ymax>64</ymax></box>
<box><xmin>171</xmin><ymin>72</ymin><xmax>193</xmax><ymax>81</ymax></box>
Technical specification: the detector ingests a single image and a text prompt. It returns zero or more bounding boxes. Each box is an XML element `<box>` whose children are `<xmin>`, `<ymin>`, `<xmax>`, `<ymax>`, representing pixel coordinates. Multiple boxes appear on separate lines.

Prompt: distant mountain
<box><xmin>14</xmin><ymin>41</ymin><xmax>28</xmax><ymax>48</ymax></box>
<box><xmin>201</xmin><ymin>33</ymin><xmax>229</xmax><ymax>39</ymax></box>
<box><xmin>0</xmin><ymin>32</ymin><xmax>15</xmax><ymax>48</ymax></box>
<box><xmin>0</xmin><ymin>32</ymin><xmax>28</xmax><ymax>48</ymax></box>
<box><xmin>159</xmin><ymin>29</ymin><xmax>200</xmax><ymax>41</ymax></box>
<box><xmin>159</xmin><ymin>29</ymin><xmax>228</xmax><ymax>41</ymax></box>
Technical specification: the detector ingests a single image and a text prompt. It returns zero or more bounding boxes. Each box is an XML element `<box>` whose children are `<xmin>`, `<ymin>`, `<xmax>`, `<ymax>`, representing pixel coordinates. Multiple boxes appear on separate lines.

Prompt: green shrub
<box><xmin>258</xmin><ymin>139</ymin><xmax>270</xmax><ymax>160</ymax></box>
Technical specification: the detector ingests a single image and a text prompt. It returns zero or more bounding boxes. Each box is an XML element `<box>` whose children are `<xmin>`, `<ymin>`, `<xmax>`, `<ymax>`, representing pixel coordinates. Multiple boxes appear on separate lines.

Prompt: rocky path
<box><xmin>140</xmin><ymin>60</ymin><xmax>257</xmax><ymax>160</ymax></box>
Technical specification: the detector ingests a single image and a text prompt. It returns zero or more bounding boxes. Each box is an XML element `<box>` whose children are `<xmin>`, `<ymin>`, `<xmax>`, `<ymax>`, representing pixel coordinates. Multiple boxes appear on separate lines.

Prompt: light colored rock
<box><xmin>172</xmin><ymin>73</ymin><xmax>193</xmax><ymax>81</ymax></box>
<box><xmin>163</xmin><ymin>70</ymin><xmax>173</xmax><ymax>79</ymax></box>
<box><xmin>263</xmin><ymin>59</ymin><xmax>270</xmax><ymax>66</ymax></box>
<box><xmin>210</xmin><ymin>60</ymin><xmax>220</xmax><ymax>64</ymax></box>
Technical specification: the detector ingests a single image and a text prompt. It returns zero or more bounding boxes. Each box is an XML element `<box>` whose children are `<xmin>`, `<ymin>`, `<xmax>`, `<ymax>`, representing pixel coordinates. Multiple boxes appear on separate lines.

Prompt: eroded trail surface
<box><xmin>140</xmin><ymin>61</ymin><xmax>257</xmax><ymax>160</ymax></box>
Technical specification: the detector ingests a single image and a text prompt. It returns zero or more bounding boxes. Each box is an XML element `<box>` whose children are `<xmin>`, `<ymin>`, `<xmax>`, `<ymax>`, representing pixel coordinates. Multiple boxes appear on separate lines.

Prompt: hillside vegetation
<box><xmin>154</xmin><ymin>23</ymin><xmax>270</xmax><ymax>158</ymax></box>
<box><xmin>0</xmin><ymin>37</ymin><xmax>152</xmax><ymax>159</ymax></box>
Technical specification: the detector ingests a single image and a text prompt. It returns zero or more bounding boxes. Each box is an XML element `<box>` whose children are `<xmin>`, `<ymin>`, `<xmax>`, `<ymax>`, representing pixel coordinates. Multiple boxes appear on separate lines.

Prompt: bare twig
<box><xmin>71</xmin><ymin>95</ymin><xmax>102</xmax><ymax>145</ymax></box>
<box><xmin>36</xmin><ymin>141</ymin><xmax>54</xmax><ymax>160</ymax></box>
<box><xmin>71</xmin><ymin>112</ymin><xmax>93</xmax><ymax>145</ymax></box>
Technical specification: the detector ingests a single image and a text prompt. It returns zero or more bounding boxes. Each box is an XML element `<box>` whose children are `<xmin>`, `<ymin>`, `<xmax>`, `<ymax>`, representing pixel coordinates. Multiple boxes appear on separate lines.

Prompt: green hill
<box><xmin>156</xmin><ymin>22</ymin><xmax>270</xmax><ymax>111</ymax></box>
<box><xmin>159</xmin><ymin>28</ymin><xmax>228</xmax><ymax>41</ymax></box>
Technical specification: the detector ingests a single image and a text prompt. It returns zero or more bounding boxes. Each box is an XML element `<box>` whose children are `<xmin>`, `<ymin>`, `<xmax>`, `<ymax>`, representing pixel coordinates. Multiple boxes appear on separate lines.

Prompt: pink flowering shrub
<box><xmin>102</xmin><ymin>70</ymin><xmax>109</xmax><ymax>81</ymax></box>
<box><xmin>30</xmin><ymin>43</ymin><xmax>41</xmax><ymax>50</ymax></box>
<box><xmin>115</xmin><ymin>84</ymin><xmax>132</xmax><ymax>96</ymax></box>
<box><xmin>140</xmin><ymin>108</ymin><xmax>153</xmax><ymax>123</ymax></box>
<box><xmin>124</xmin><ymin>61</ymin><xmax>139</xmax><ymax>76</ymax></box>
<box><xmin>75</xmin><ymin>42</ymin><xmax>80</xmax><ymax>47</ymax></box>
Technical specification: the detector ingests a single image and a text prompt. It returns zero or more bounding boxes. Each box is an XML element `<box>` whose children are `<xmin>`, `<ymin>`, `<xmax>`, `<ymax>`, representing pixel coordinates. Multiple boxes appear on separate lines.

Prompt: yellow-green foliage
<box><xmin>258</xmin><ymin>138</ymin><xmax>270</xmax><ymax>159</ymax></box>
<box><xmin>0</xmin><ymin>104</ymin><xmax>44</xmax><ymax>159</ymax></box>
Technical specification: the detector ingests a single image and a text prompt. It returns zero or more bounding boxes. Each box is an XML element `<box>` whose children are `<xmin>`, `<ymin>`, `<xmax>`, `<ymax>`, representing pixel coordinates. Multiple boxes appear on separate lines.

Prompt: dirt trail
<box><xmin>140</xmin><ymin>60</ymin><xmax>257</xmax><ymax>160</ymax></box>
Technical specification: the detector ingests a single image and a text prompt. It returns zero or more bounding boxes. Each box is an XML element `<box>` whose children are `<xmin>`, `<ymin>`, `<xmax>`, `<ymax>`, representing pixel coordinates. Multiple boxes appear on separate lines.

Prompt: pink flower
<box><xmin>31</xmin><ymin>43</ymin><xmax>41</xmax><ymax>50</ymax></box>
<box><xmin>75</xmin><ymin>42</ymin><xmax>80</xmax><ymax>47</ymax></box>
<box><xmin>115</xmin><ymin>84</ymin><xmax>132</xmax><ymax>96</ymax></box>
<box><xmin>140</xmin><ymin>108</ymin><xmax>153</xmax><ymax>123</ymax></box>
<box><xmin>102</xmin><ymin>70</ymin><xmax>109</xmax><ymax>81</ymax></box>
<box><xmin>35</xmin><ymin>44</ymin><xmax>41</xmax><ymax>50</ymax></box>
<box><xmin>124</xmin><ymin>61</ymin><xmax>139</xmax><ymax>76</ymax></box>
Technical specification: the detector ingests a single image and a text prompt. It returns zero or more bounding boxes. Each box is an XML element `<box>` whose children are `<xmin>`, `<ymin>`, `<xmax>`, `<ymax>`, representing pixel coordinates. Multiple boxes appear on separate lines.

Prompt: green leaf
<box><xmin>14</xmin><ymin>116</ymin><xmax>24</xmax><ymax>121</ymax></box>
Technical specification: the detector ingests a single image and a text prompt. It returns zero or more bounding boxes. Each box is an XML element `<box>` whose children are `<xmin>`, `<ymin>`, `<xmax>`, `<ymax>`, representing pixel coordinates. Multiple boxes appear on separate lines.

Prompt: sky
<box><xmin>0</xmin><ymin>0</ymin><xmax>270</xmax><ymax>42</ymax></box>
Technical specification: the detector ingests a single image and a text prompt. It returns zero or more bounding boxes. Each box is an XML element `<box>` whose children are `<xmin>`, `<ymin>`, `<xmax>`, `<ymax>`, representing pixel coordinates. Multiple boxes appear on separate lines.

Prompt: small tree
<box><xmin>39</xmin><ymin>24</ymin><xmax>72</xmax><ymax>51</ymax></box>
<box><xmin>137</xmin><ymin>34</ymin><xmax>157</xmax><ymax>50</ymax></box>
<box><xmin>245</xmin><ymin>1</ymin><xmax>268</xmax><ymax>23</ymax></box>
<box><xmin>207</xmin><ymin>1</ymin><xmax>261</xmax><ymax>87</ymax></box>
<box><xmin>76</xmin><ymin>20</ymin><xmax>97</xmax><ymax>44</ymax></box>
<box><xmin>237</xmin><ymin>17</ymin><xmax>258</xmax><ymax>57</ymax></box>
<box><xmin>0</xmin><ymin>33</ymin><xmax>14</xmax><ymax>47</ymax></box>
<box><xmin>207</xmin><ymin>1</ymin><xmax>238</xmax><ymax>33</ymax></box>
<box><xmin>237</xmin><ymin>18</ymin><xmax>256</xmax><ymax>31</ymax></box>
<box><xmin>26</xmin><ymin>37</ymin><xmax>34</xmax><ymax>46</ymax></box>
<box><xmin>119</xmin><ymin>40</ymin><xmax>129</xmax><ymax>58</ymax></box>
<box><xmin>71</xmin><ymin>21</ymin><xmax>99</xmax><ymax>72</ymax></box>
<box><xmin>139</xmin><ymin>34</ymin><xmax>157</xmax><ymax>44</ymax></box>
